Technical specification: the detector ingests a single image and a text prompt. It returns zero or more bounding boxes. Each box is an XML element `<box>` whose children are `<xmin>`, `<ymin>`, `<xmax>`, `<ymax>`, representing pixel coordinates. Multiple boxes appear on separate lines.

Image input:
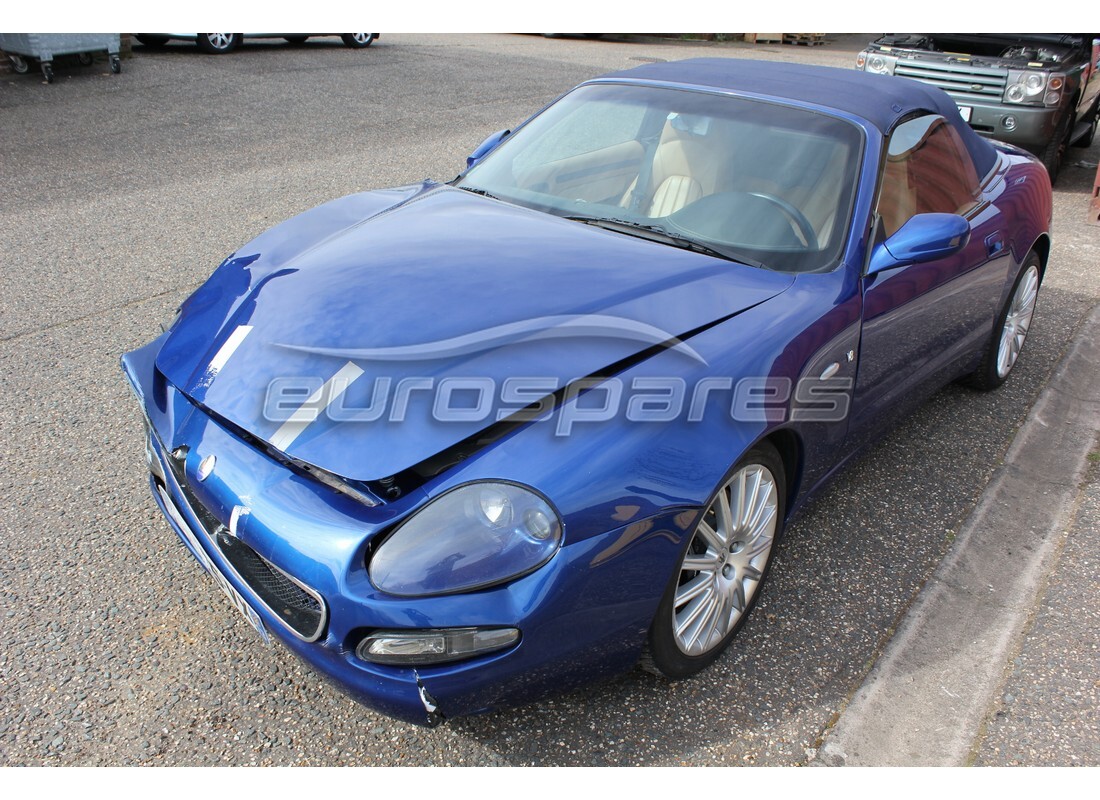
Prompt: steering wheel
<box><xmin>746</xmin><ymin>192</ymin><xmax>819</xmax><ymax>250</ymax></box>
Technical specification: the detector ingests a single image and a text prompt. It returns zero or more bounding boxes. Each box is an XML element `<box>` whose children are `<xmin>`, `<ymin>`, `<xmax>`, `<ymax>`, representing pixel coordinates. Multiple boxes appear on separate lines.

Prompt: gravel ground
<box><xmin>1</xmin><ymin>33</ymin><xmax>1098</xmax><ymax>767</ymax></box>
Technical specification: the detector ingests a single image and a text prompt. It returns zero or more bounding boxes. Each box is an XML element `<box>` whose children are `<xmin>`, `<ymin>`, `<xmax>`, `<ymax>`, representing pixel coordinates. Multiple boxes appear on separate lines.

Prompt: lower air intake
<box><xmin>216</xmin><ymin>533</ymin><xmax>327</xmax><ymax>642</ymax></box>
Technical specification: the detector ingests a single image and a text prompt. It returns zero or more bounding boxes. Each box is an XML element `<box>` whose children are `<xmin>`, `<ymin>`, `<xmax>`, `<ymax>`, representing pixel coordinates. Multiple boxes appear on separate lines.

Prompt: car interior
<box><xmin>513</xmin><ymin>111</ymin><xmax>855</xmax><ymax>259</ymax></box>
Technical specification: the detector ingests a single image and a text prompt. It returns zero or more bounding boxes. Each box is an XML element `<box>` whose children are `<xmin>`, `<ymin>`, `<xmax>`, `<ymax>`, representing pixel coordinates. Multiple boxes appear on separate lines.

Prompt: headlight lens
<box><xmin>1005</xmin><ymin>71</ymin><xmax>1062</xmax><ymax>105</ymax></box>
<box><xmin>862</xmin><ymin>53</ymin><xmax>897</xmax><ymax>75</ymax></box>
<box><xmin>1005</xmin><ymin>82</ymin><xmax>1026</xmax><ymax>103</ymax></box>
<box><xmin>368</xmin><ymin>481</ymin><xmax>563</xmax><ymax>596</ymax></box>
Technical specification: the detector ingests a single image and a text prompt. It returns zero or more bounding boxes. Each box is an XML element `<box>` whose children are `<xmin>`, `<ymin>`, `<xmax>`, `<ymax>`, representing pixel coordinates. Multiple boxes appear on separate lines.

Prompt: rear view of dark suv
<box><xmin>856</xmin><ymin>33</ymin><xmax>1100</xmax><ymax>182</ymax></box>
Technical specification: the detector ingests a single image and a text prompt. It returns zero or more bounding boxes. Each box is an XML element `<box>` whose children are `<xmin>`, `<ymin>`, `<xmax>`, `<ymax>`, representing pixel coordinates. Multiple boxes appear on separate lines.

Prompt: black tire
<box><xmin>10</xmin><ymin>54</ymin><xmax>29</xmax><ymax>74</ymax></box>
<box><xmin>196</xmin><ymin>34</ymin><xmax>241</xmax><ymax>54</ymax></box>
<box><xmin>643</xmin><ymin>441</ymin><xmax>786</xmax><ymax>679</ymax></box>
<box><xmin>341</xmin><ymin>33</ymin><xmax>376</xmax><ymax>48</ymax></box>
<box><xmin>134</xmin><ymin>35</ymin><xmax>169</xmax><ymax>48</ymax></box>
<box><xmin>962</xmin><ymin>251</ymin><xmax>1042</xmax><ymax>391</ymax></box>
<box><xmin>42</xmin><ymin>62</ymin><xmax>54</xmax><ymax>83</ymax></box>
<box><xmin>109</xmin><ymin>55</ymin><xmax>121</xmax><ymax>74</ymax></box>
<box><xmin>1040</xmin><ymin>110</ymin><xmax>1074</xmax><ymax>184</ymax></box>
<box><xmin>284</xmin><ymin>36</ymin><xmax>308</xmax><ymax>44</ymax></box>
<box><xmin>78</xmin><ymin>52</ymin><xmax>94</xmax><ymax>66</ymax></box>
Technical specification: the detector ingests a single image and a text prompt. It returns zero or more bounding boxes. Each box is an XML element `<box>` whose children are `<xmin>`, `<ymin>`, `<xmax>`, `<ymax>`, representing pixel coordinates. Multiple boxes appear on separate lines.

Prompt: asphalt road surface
<box><xmin>2</xmin><ymin>33</ymin><xmax>1098</xmax><ymax>766</ymax></box>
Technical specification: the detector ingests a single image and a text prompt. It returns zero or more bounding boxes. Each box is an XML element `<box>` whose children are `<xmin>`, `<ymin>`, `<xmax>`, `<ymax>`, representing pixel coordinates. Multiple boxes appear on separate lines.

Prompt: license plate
<box><xmin>958</xmin><ymin>105</ymin><xmax>972</xmax><ymax>122</ymax></box>
<box><xmin>157</xmin><ymin>484</ymin><xmax>270</xmax><ymax>644</ymax></box>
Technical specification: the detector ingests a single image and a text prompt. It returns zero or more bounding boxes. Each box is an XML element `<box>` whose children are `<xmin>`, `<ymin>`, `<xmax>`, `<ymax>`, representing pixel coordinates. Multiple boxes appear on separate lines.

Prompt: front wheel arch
<box><xmin>761</xmin><ymin>428</ymin><xmax>802</xmax><ymax>523</ymax></box>
<box><xmin>1029</xmin><ymin>234</ymin><xmax>1050</xmax><ymax>281</ymax></box>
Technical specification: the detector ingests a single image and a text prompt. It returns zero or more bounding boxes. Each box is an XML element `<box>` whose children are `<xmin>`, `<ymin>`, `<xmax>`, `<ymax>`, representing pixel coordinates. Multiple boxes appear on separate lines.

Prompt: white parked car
<box><xmin>134</xmin><ymin>33</ymin><xmax>378</xmax><ymax>54</ymax></box>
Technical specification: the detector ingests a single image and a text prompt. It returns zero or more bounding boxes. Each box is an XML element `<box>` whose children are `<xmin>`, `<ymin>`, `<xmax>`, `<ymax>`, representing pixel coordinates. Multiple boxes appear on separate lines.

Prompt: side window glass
<box><xmin>877</xmin><ymin>115</ymin><xmax>981</xmax><ymax>238</ymax></box>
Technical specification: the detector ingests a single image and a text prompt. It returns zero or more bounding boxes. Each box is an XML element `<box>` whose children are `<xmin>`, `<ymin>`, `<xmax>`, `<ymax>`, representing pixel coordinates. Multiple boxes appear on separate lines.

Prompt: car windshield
<box><xmin>456</xmin><ymin>82</ymin><xmax>864</xmax><ymax>272</ymax></box>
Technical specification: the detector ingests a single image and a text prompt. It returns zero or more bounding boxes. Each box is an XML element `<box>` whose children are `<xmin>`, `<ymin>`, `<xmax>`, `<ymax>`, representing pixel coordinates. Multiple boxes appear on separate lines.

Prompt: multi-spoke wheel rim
<box><xmin>207</xmin><ymin>34</ymin><xmax>233</xmax><ymax>50</ymax></box>
<box><xmin>673</xmin><ymin>463</ymin><xmax>779</xmax><ymax>656</ymax></box>
<box><xmin>997</xmin><ymin>265</ymin><xmax>1039</xmax><ymax>379</ymax></box>
<box><xmin>351</xmin><ymin>33</ymin><xmax>373</xmax><ymax>44</ymax></box>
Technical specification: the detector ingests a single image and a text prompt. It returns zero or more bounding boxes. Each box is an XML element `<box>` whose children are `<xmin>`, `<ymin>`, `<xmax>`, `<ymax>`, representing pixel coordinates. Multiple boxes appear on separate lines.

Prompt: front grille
<box><xmin>894</xmin><ymin>59</ymin><xmax>1007</xmax><ymax>104</ymax></box>
<box><xmin>164</xmin><ymin>454</ymin><xmax>222</xmax><ymax>537</ymax></box>
<box><xmin>216</xmin><ymin>533</ymin><xmax>327</xmax><ymax>642</ymax></box>
<box><xmin>154</xmin><ymin>440</ymin><xmax>328</xmax><ymax>643</ymax></box>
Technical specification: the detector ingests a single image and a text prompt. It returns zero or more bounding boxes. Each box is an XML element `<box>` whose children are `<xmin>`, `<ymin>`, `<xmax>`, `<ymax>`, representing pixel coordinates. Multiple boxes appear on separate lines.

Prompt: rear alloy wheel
<box><xmin>964</xmin><ymin>252</ymin><xmax>1041</xmax><ymax>390</ymax></box>
<box><xmin>341</xmin><ymin>33</ymin><xmax>376</xmax><ymax>48</ymax></box>
<box><xmin>644</xmin><ymin>442</ymin><xmax>785</xmax><ymax>678</ymax></box>
<box><xmin>996</xmin><ymin>263</ymin><xmax>1040</xmax><ymax>380</ymax></box>
<box><xmin>196</xmin><ymin>33</ymin><xmax>240</xmax><ymax>54</ymax></box>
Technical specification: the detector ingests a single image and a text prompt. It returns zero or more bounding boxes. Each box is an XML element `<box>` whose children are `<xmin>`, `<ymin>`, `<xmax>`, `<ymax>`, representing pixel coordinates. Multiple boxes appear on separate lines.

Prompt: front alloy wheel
<box><xmin>645</xmin><ymin>442</ymin><xmax>784</xmax><ymax>678</ymax></box>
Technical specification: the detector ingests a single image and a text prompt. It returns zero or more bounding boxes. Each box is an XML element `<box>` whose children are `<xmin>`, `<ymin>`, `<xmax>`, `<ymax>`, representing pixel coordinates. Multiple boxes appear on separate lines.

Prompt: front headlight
<box><xmin>857</xmin><ymin>50</ymin><xmax>897</xmax><ymax>75</ymax></box>
<box><xmin>1005</xmin><ymin>71</ymin><xmax>1063</xmax><ymax>106</ymax></box>
<box><xmin>368</xmin><ymin>481</ymin><xmax>563</xmax><ymax>597</ymax></box>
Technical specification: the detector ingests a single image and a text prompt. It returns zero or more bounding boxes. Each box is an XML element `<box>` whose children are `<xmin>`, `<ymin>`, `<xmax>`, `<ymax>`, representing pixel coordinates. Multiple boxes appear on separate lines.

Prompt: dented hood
<box><xmin>156</xmin><ymin>184</ymin><xmax>793</xmax><ymax>481</ymax></box>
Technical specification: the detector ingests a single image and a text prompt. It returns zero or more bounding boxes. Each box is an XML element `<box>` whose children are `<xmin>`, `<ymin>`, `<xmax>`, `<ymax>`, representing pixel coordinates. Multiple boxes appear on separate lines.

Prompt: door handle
<box><xmin>985</xmin><ymin>232</ymin><xmax>1005</xmax><ymax>257</ymax></box>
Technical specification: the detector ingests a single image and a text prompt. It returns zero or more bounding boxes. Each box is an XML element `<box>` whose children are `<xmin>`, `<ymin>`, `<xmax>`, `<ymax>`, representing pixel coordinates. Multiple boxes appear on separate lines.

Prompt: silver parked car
<box><xmin>134</xmin><ymin>33</ymin><xmax>378</xmax><ymax>54</ymax></box>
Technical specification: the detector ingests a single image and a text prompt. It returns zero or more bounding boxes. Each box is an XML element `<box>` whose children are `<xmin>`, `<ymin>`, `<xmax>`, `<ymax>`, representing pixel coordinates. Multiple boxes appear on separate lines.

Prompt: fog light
<box><xmin>1002</xmin><ymin>115</ymin><xmax>1018</xmax><ymax>132</ymax></box>
<box><xmin>357</xmin><ymin>627</ymin><xmax>520</xmax><ymax>665</ymax></box>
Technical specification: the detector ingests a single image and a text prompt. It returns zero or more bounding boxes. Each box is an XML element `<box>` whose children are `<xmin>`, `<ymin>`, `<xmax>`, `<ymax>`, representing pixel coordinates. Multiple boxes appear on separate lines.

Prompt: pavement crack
<box><xmin>0</xmin><ymin>286</ymin><xmax>195</xmax><ymax>345</ymax></box>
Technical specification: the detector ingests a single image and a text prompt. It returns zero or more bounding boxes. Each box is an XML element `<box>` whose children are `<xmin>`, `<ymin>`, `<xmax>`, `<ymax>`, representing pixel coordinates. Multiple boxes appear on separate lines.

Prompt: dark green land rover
<box><xmin>857</xmin><ymin>33</ymin><xmax>1100</xmax><ymax>182</ymax></box>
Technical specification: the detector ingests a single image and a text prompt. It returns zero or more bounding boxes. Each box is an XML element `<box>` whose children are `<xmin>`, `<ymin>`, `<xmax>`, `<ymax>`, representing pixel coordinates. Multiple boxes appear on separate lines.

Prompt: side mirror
<box><xmin>466</xmin><ymin>129</ymin><xmax>510</xmax><ymax>169</ymax></box>
<box><xmin>867</xmin><ymin>213</ymin><xmax>971</xmax><ymax>276</ymax></box>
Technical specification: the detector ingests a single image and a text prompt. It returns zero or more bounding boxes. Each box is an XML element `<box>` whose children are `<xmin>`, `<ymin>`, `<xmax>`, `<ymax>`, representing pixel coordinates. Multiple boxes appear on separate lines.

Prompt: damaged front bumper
<box><xmin>122</xmin><ymin>334</ymin><xmax>695</xmax><ymax>726</ymax></box>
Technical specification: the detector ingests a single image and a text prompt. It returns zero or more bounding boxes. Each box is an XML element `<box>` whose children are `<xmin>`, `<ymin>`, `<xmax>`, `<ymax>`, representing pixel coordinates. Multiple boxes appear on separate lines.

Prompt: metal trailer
<box><xmin>0</xmin><ymin>33</ymin><xmax>121</xmax><ymax>83</ymax></box>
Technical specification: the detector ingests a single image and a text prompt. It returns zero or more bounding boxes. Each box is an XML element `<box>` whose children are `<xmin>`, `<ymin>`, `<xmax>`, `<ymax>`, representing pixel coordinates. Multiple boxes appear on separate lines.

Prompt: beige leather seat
<box><xmin>877</xmin><ymin>155</ymin><xmax>916</xmax><ymax>238</ymax></box>
<box><xmin>623</xmin><ymin>118</ymin><xmax>725</xmax><ymax>217</ymax></box>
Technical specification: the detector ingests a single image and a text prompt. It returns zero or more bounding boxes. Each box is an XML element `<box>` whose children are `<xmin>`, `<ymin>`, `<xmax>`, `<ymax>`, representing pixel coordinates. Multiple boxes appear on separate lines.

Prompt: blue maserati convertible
<box><xmin>122</xmin><ymin>59</ymin><xmax>1052</xmax><ymax>725</ymax></box>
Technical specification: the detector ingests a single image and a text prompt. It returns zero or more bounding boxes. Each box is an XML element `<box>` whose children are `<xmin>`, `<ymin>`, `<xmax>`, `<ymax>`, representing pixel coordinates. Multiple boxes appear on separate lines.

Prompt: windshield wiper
<box><xmin>564</xmin><ymin>215</ymin><xmax>769</xmax><ymax>269</ymax></box>
<box><xmin>456</xmin><ymin>185</ymin><xmax>500</xmax><ymax>201</ymax></box>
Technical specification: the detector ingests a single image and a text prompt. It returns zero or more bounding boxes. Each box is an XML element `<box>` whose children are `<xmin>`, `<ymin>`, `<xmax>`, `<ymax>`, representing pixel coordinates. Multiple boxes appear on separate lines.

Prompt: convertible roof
<box><xmin>595</xmin><ymin>58</ymin><xmax>998</xmax><ymax>177</ymax></box>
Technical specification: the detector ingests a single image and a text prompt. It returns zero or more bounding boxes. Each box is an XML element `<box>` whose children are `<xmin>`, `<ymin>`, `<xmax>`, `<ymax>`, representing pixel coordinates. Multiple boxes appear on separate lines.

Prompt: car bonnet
<box><xmin>155</xmin><ymin>185</ymin><xmax>795</xmax><ymax>481</ymax></box>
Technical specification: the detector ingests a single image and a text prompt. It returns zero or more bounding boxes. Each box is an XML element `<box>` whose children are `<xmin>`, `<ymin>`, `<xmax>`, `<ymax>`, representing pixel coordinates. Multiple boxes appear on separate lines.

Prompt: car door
<box><xmin>850</xmin><ymin>114</ymin><xmax>1011</xmax><ymax>436</ymax></box>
